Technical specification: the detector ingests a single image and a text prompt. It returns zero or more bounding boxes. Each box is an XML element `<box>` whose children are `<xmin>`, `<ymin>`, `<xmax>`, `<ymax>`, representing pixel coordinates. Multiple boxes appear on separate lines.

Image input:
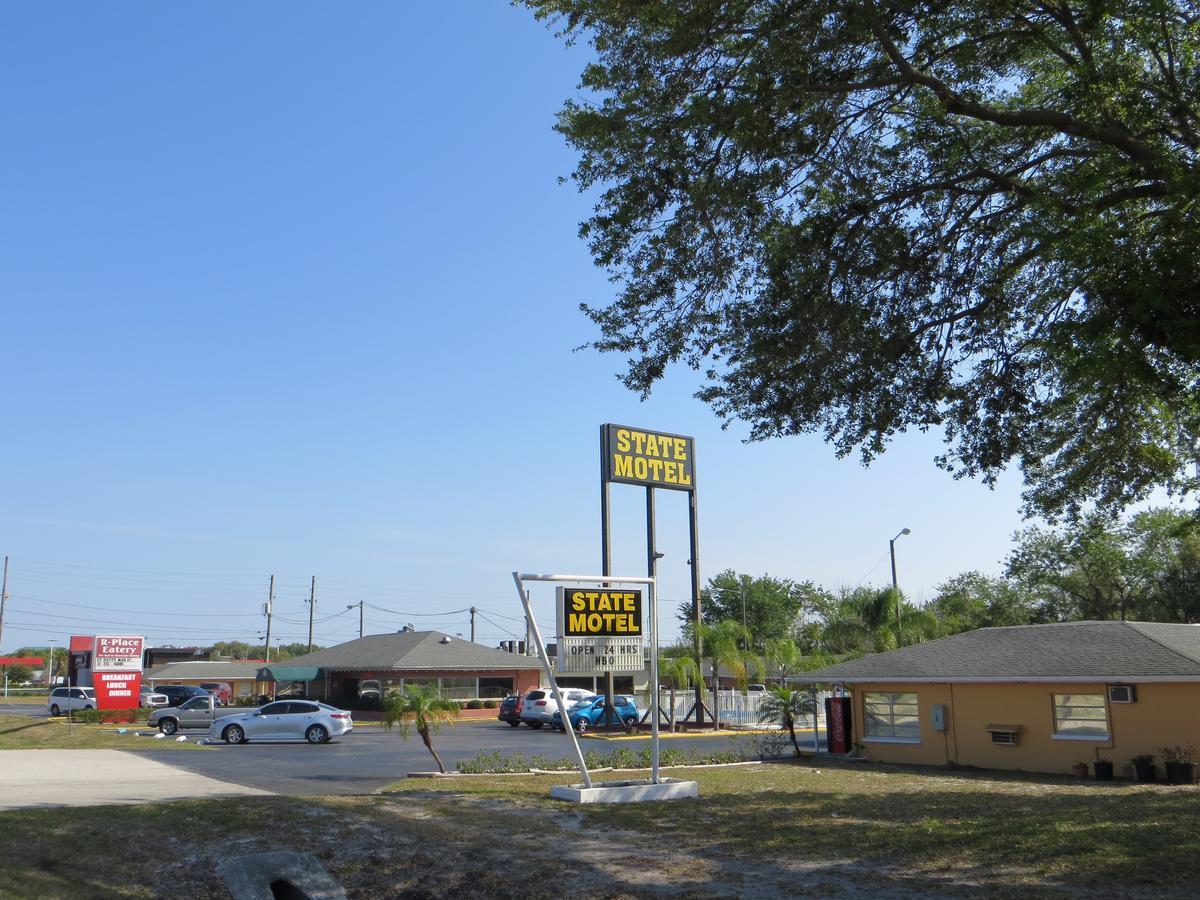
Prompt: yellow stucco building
<box><xmin>796</xmin><ymin>621</ymin><xmax>1200</xmax><ymax>776</ymax></box>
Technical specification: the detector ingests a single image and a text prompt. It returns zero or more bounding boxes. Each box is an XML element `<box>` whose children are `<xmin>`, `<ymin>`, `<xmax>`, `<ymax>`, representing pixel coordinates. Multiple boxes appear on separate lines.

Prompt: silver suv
<box><xmin>47</xmin><ymin>686</ymin><xmax>96</xmax><ymax>715</ymax></box>
<box><xmin>519</xmin><ymin>687</ymin><xmax>596</xmax><ymax>728</ymax></box>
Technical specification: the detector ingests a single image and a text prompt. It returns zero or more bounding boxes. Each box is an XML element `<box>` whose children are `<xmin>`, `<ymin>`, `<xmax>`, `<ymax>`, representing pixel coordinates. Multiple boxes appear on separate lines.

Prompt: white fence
<box><xmin>640</xmin><ymin>688</ymin><xmax>834</xmax><ymax>732</ymax></box>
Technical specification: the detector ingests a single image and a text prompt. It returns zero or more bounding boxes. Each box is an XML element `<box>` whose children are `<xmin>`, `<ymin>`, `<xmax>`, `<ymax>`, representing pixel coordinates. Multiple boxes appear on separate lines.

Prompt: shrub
<box><xmin>72</xmin><ymin>709</ymin><xmax>143</xmax><ymax>725</ymax></box>
<box><xmin>483</xmin><ymin>699</ymin><xmax>500</xmax><ymax>709</ymax></box>
<box><xmin>466</xmin><ymin>699</ymin><xmax>484</xmax><ymax>709</ymax></box>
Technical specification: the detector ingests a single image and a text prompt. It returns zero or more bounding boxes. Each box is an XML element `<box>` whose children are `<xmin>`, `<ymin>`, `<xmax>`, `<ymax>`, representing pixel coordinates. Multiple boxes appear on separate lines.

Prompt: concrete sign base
<box><xmin>550</xmin><ymin>777</ymin><xmax>699</xmax><ymax>804</ymax></box>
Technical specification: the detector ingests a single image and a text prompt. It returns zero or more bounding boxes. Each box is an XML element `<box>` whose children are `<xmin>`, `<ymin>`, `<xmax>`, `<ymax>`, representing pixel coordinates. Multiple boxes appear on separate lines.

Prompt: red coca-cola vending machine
<box><xmin>91</xmin><ymin>635</ymin><xmax>144</xmax><ymax>710</ymax></box>
<box><xmin>825</xmin><ymin>693</ymin><xmax>853</xmax><ymax>754</ymax></box>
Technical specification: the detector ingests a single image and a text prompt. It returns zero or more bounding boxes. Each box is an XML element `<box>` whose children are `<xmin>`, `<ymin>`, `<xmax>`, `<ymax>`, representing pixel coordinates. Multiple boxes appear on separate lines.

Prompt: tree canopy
<box><xmin>680</xmin><ymin>569</ymin><xmax>816</xmax><ymax>650</ymax></box>
<box><xmin>526</xmin><ymin>0</ymin><xmax>1200</xmax><ymax>519</ymax></box>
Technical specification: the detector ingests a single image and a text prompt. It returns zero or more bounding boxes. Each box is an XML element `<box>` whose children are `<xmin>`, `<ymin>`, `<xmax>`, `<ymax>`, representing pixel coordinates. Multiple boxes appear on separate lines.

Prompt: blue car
<box><xmin>552</xmin><ymin>695</ymin><xmax>640</xmax><ymax>732</ymax></box>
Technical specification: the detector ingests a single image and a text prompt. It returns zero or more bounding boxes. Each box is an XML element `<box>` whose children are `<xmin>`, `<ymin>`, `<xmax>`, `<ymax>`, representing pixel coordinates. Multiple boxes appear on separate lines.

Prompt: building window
<box><xmin>1052</xmin><ymin>693</ymin><xmax>1109</xmax><ymax>739</ymax></box>
<box><xmin>478</xmin><ymin>676</ymin><xmax>514</xmax><ymax>698</ymax></box>
<box><xmin>864</xmin><ymin>692</ymin><xmax>920</xmax><ymax>741</ymax></box>
<box><xmin>439</xmin><ymin>677</ymin><xmax>477</xmax><ymax>699</ymax></box>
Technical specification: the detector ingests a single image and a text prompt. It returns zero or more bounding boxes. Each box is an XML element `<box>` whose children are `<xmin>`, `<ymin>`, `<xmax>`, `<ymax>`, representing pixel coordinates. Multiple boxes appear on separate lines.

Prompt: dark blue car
<box><xmin>551</xmin><ymin>695</ymin><xmax>639</xmax><ymax>732</ymax></box>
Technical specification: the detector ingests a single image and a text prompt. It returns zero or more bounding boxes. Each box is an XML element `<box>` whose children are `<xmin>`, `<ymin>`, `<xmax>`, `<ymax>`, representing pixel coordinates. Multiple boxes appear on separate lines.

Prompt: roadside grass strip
<box><xmin>3</xmin><ymin>764</ymin><xmax>1200</xmax><ymax>898</ymax></box>
<box><xmin>0</xmin><ymin>716</ymin><xmax>206</xmax><ymax>751</ymax></box>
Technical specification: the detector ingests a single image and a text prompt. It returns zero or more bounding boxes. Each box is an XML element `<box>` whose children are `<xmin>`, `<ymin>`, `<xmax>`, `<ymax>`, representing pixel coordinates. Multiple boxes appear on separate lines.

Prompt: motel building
<box><xmin>794</xmin><ymin>621</ymin><xmax>1200</xmax><ymax>777</ymax></box>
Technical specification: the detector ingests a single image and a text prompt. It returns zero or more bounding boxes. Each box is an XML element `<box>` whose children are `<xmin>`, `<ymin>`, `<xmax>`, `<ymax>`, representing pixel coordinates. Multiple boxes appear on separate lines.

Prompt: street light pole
<box><xmin>889</xmin><ymin>528</ymin><xmax>911</xmax><ymax>643</ymax></box>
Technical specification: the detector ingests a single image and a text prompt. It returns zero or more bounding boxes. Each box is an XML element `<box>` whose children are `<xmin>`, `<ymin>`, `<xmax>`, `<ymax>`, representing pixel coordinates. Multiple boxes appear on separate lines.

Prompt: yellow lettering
<box><xmin>616</xmin><ymin>429</ymin><xmax>631</xmax><ymax>452</ymax></box>
<box><xmin>632</xmin><ymin>431</ymin><xmax>647</xmax><ymax>454</ymax></box>
<box><xmin>648</xmin><ymin>459</ymin><xmax>665</xmax><ymax>481</ymax></box>
<box><xmin>587</xmin><ymin>613</ymin><xmax>602</xmax><ymax>631</ymax></box>
<box><xmin>644</xmin><ymin>434</ymin><xmax>661</xmax><ymax>456</ymax></box>
<box><xmin>570</xmin><ymin>591</ymin><xmax>585</xmax><ymax>612</ymax></box>
<box><xmin>634</xmin><ymin>457</ymin><xmax>648</xmax><ymax>479</ymax></box>
<box><xmin>568</xmin><ymin>613</ymin><xmax>588</xmax><ymax>632</ymax></box>
<box><xmin>673</xmin><ymin>437</ymin><xmax>687</xmax><ymax>460</ymax></box>
<box><xmin>678</xmin><ymin>468</ymin><xmax>692</xmax><ymax>487</ymax></box>
<box><xmin>664</xmin><ymin>461</ymin><xmax>678</xmax><ymax>484</ymax></box>
<box><xmin>614</xmin><ymin>454</ymin><xmax>633</xmax><ymax>479</ymax></box>
<box><xmin>596</xmin><ymin>594</ymin><xmax>613</xmax><ymax>612</ymax></box>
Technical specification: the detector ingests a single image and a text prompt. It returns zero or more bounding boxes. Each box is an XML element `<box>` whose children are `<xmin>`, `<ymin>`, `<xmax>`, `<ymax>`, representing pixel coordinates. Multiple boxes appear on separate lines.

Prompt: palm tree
<box><xmin>698</xmin><ymin>619</ymin><xmax>753</xmax><ymax>727</ymax></box>
<box><xmin>382</xmin><ymin>684</ymin><xmax>460</xmax><ymax>774</ymax></box>
<box><xmin>763</xmin><ymin>637</ymin><xmax>804</xmax><ymax>686</ymax></box>
<box><xmin>757</xmin><ymin>686</ymin><xmax>816</xmax><ymax>757</ymax></box>
<box><xmin>657</xmin><ymin>654</ymin><xmax>701</xmax><ymax>732</ymax></box>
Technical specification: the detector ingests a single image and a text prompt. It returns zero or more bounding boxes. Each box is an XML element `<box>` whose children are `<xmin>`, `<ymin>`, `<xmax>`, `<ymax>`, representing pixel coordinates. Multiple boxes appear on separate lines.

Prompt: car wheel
<box><xmin>508</xmin><ymin>721</ymin><xmax>521</xmax><ymax>727</ymax></box>
<box><xmin>305</xmin><ymin>725</ymin><xmax>329</xmax><ymax>745</ymax></box>
<box><xmin>576</xmin><ymin>719</ymin><xmax>588</xmax><ymax>733</ymax></box>
<box><xmin>50</xmin><ymin>704</ymin><xmax>60</xmax><ymax>716</ymax></box>
<box><xmin>528</xmin><ymin>721</ymin><xmax>543</xmax><ymax>729</ymax></box>
<box><xmin>224</xmin><ymin>724</ymin><xmax>245</xmax><ymax>745</ymax></box>
<box><xmin>83</xmin><ymin>705</ymin><xmax>93</xmax><ymax>711</ymax></box>
<box><xmin>159</xmin><ymin>719</ymin><xmax>178</xmax><ymax>735</ymax></box>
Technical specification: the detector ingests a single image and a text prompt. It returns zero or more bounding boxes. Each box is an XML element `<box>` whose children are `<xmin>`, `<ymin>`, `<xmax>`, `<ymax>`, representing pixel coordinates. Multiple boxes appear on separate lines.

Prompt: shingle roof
<box><xmin>275</xmin><ymin>631</ymin><xmax>538</xmax><ymax>672</ymax></box>
<box><xmin>146</xmin><ymin>661</ymin><xmax>266</xmax><ymax>680</ymax></box>
<box><xmin>792</xmin><ymin>621</ymin><xmax>1200</xmax><ymax>683</ymax></box>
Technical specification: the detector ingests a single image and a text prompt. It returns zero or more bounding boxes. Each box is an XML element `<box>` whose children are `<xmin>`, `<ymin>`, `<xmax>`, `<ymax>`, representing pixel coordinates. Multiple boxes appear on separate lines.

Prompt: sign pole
<box><xmin>513</xmin><ymin>573</ymin><xmax>593</xmax><ymax>789</ymax></box>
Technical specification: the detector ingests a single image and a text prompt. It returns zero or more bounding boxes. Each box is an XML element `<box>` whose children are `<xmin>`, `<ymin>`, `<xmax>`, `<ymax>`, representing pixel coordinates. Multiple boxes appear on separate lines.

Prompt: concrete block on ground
<box><xmin>550</xmin><ymin>777</ymin><xmax>699</xmax><ymax>804</ymax></box>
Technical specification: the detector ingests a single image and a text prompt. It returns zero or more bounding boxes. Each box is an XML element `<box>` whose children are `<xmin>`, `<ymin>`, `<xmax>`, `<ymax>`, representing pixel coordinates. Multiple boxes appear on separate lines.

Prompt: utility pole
<box><xmin>307</xmin><ymin>576</ymin><xmax>317</xmax><ymax>653</ymax></box>
<box><xmin>264</xmin><ymin>575</ymin><xmax>275</xmax><ymax>662</ymax></box>
<box><xmin>47</xmin><ymin>638</ymin><xmax>56</xmax><ymax>686</ymax></box>
<box><xmin>0</xmin><ymin>556</ymin><xmax>8</xmax><ymax>652</ymax></box>
<box><xmin>470</xmin><ymin>606</ymin><xmax>476</xmax><ymax>643</ymax></box>
<box><xmin>357</xmin><ymin>600</ymin><xmax>363</xmax><ymax>639</ymax></box>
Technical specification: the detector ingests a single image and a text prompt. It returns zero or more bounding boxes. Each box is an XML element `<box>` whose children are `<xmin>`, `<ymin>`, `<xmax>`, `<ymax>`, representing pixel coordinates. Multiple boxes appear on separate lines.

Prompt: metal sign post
<box><xmin>513</xmin><ymin>572</ymin><xmax>661</xmax><ymax>787</ymax></box>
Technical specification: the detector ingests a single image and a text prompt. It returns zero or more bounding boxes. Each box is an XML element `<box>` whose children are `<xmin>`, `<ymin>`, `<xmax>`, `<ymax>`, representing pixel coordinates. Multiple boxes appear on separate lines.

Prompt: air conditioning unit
<box><xmin>1108</xmin><ymin>684</ymin><xmax>1137</xmax><ymax>703</ymax></box>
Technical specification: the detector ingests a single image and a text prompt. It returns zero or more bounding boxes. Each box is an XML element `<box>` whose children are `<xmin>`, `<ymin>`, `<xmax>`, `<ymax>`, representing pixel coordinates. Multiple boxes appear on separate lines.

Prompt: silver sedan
<box><xmin>207</xmin><ymin>699</ymin><xmax>353</xmax><ymax>745</ymax></box>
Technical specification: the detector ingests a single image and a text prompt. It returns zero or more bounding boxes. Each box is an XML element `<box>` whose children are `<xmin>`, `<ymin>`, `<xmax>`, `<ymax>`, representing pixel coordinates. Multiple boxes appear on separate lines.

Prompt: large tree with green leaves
<box><xmin>679</xmin><ymin>570</ymin><xmax>816</xmax><ymax>650</ymax></box>
<box><xmin>525</xmin><ymin>0</ymin><xmax>1200</xmax><ymax>520</ymax></box>
<box><xmin>1006</xmin><ymin>507</ymin><xmax>1200</xmax><ymax>620</ymax></box>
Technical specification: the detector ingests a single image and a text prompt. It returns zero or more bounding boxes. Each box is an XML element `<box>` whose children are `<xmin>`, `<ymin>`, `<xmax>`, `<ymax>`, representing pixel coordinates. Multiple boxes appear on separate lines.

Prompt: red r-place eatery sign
<box><xmin>93</xmin><ymin>635</ymin><xmax>144</xmax><ymax>710</ymax></box>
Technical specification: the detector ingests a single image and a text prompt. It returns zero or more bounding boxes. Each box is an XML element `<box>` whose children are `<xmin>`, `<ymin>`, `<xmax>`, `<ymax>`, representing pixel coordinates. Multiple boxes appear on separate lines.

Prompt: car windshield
<box><xmin>571</xmin><ymin>699</ymin><xmax>595</xmax><ymax>709</ymax></box>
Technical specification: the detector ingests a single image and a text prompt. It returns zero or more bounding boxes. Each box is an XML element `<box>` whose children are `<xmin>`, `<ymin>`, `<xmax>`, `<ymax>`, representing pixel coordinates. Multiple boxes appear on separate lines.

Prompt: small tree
<box><xmin>758</xmin><ymin>686</ymin><xmax>816</xmax><ymax>757</ymax></box>
<box><xmin>698</xmin><ymin>620</ymin><xmax>753</xmax><ymax>727</ymax></box>
<box><xmin>382</xmin><ymin>685</ymin><xmax>460</xmax><ymax>774</ymax></box>
<box><xmin>657</xmin><ymin>654</ymin><xmax>701</xmax><ymax>733</ymax></box>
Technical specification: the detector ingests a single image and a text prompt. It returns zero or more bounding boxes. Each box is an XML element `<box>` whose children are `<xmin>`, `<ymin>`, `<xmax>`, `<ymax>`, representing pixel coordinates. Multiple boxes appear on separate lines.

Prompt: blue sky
<box><xmin>0</xmin><ymin>3</ymin><xmax>1029</xmax><ymax>653</ymax></box>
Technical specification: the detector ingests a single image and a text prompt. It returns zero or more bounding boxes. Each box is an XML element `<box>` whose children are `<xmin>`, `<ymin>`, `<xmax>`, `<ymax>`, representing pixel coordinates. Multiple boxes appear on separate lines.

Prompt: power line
<box><xmin>10</xmin><ymin>595</ymin><xmax>261</xmax><ymax>617</ymax></box>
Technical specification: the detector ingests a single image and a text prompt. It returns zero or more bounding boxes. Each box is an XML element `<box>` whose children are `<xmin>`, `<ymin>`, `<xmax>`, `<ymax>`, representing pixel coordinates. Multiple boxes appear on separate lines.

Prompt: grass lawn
<box><xmin>2</xmin><ymin>760</ymin><xmax>1199</xmax><ymax>897</ymax></box>
<box><xmin>0</xmin><ymin>716</ymin><xmax>205</xmax><ymax>751</ymax></box>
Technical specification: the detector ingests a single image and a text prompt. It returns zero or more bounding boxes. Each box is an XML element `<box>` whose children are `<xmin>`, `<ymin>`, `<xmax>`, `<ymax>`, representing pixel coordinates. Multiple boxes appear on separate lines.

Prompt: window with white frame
<box><xmin>864</xmin><ymin>692</ymin><xmax>920</xmax><ymax>741</ymax></box>
<box><xmin>1052</xmin><ymin>693</ymin><xmax>1109</xmax><ymax>738</ymax></box>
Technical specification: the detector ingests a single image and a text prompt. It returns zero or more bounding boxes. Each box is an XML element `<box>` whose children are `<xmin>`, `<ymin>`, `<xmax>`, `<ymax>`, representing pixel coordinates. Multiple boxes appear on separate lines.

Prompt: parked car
<box><xmin>551</xmin><ymin>695</ymin><xmax>640</xmax><ymax>733</ymax></box>
<box><xmin>47</xmin><ymin>686</ymin><xmax>96</xmax><ymax>716</ymax></box>
<box><xmin>519</xmin><ymin>687</ymin><xmax>596</xmax><ymax>728</ymax></box>
<box><xmin>208</xmin><ymin>700</ymin><xmax>353</xmax><ymax>745</ymax></box>
<box><xmin>198</xmin><ymin>682</ymin><xmax>233</xmax><ymax>705</ymax></box>
<box><xmin>357</xmin><ymin>679</ymin><xmax>382</xmax><ymax>700</ymax></box>
<box><xmin>154</xmin><ymin>685</ymin><xmax>211</xmax><ymax>707</ymax></box>
<box><xmin>497</xmin><ymin>693</ymin><xmax>524</xmax><ymax>726</ymax></box>
<box><xmin>149</xmin><ymin>695</ymin><xmax>233</xmax><ymax>734</ymax></box>
<box><xmin>139</xmin><ymin>685</ymin><xmax>170</xmax><ymax>708</ymax></box>
<box><xmin>747</xmin><ymin>684</ymin><xmax>767</xmax><ymax>693</ymax></box>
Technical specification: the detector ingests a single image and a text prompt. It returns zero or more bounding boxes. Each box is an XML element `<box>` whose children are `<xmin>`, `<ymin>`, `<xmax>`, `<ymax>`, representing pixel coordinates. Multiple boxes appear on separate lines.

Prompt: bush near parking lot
<box><xmin>465</xmin><ymin>699</ymin><xmax>484</xmax><ymax>709</ymax></box>
<box><xmin>455</xmin><ymin>746</ymin><xmax>743</xmax><ymax>773</ymax></box>
<box><xmin>71</xmin><ymin>709</ymin><xmax>144</xmax><ymax>725</ymax></box>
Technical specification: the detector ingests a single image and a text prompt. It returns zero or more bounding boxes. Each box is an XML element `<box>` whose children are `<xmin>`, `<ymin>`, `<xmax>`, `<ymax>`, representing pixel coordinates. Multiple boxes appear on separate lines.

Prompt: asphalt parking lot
<box><xmin>133</xmin><ymin>720</ymin><xmax>758</xmax><ymax>795</ymax></box>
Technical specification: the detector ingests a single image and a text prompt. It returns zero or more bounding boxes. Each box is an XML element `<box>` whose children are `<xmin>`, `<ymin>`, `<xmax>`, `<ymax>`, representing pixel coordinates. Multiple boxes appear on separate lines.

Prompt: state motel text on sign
<box><xmin>555</xmin><ymin>587</ymin><xmax>644</xmax><ymax>674</ymax></box>
<box><xmin>93</xmin><ymin>635</ymin><xmax>144</xmax><ymax>710</ymax></box>
<box><xmin>603</xmin><ymin>424</ymin><xmax>695</xmax><ymax>491</ymax></box>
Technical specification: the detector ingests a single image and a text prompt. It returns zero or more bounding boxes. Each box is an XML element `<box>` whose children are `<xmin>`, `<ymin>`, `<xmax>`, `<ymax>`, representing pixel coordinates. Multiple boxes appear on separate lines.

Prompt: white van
<box><xmin>47</xmin><ymin>686</ymin><xmax>96</xmax><ymax>715</ymax></box>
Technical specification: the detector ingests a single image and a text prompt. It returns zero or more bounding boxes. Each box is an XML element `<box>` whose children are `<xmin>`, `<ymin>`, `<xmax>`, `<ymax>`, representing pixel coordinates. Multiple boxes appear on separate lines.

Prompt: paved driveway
<box><xmin>140</xmin><ymin>721</ymin><xmax>756</xmax><ymax>795</ymax></box>
<box><xmin>0</xmin><ymin>749</ymin><xmax>272</xmax><ymax>810</ymax></box>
